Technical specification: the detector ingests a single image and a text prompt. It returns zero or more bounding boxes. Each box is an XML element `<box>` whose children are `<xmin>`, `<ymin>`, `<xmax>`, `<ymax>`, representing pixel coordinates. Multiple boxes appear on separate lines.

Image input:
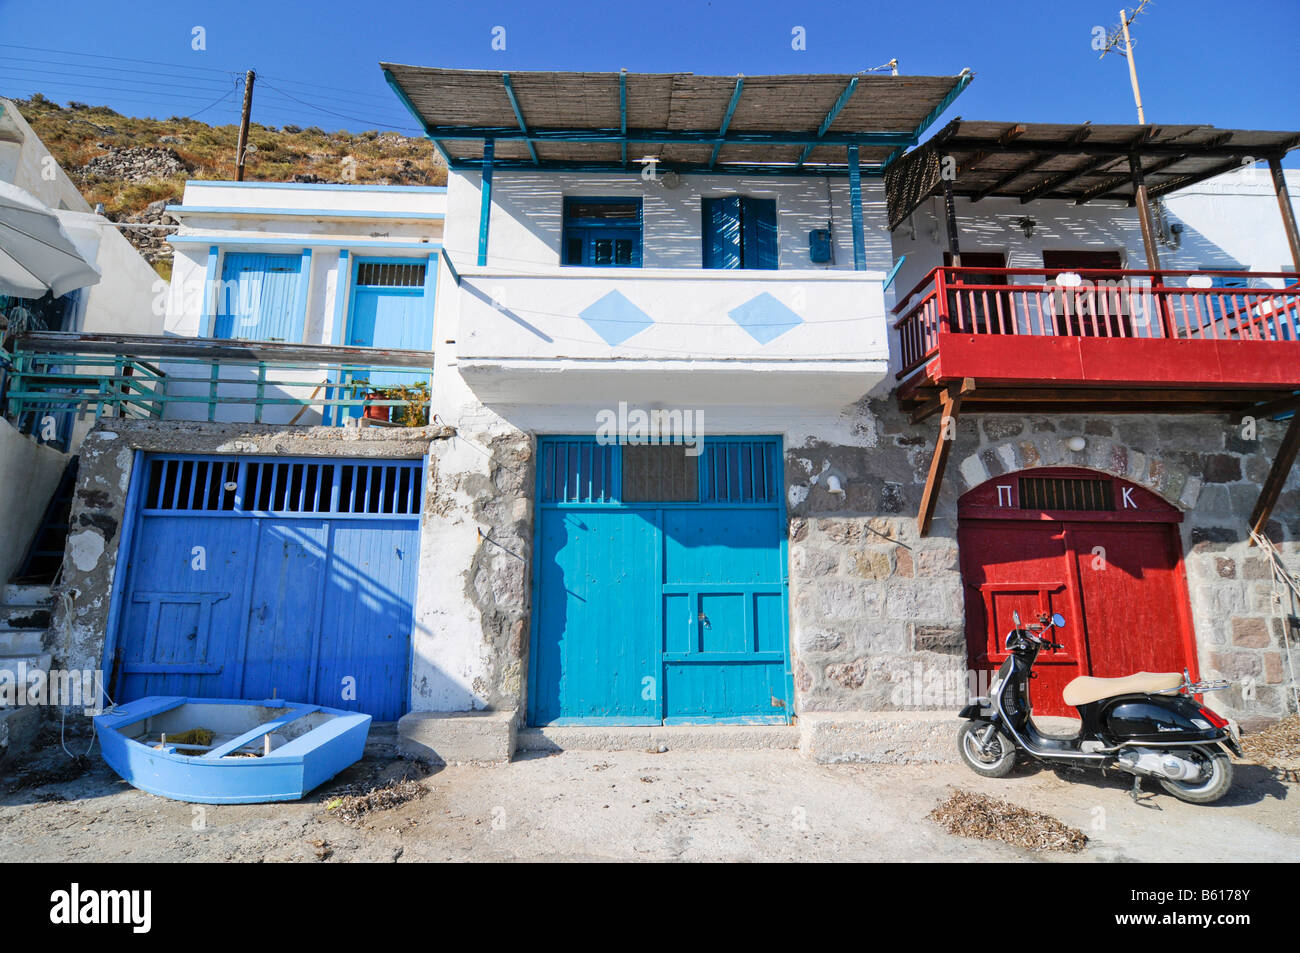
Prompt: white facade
<box><xmin>163</xmin><ymin>180</ymin><xmax>446</xmax><ymax>424</ymax></box>
<box><xmin>0</xmin><ymin>98</ymin><xmax>163</xmax><ymax>339</ymax></box>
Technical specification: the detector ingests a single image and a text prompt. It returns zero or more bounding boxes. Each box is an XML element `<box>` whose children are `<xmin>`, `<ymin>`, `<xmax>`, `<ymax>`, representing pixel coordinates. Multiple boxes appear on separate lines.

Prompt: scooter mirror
<box><xmin>1012</xmin><ymin>610</ymin><xmax>1021</xmax><ymax>626</ymax></box>
<box><xmin>1051</xmin><ymin>613</ymin><xmax>1066</xmax><ymax>628</ymax></box>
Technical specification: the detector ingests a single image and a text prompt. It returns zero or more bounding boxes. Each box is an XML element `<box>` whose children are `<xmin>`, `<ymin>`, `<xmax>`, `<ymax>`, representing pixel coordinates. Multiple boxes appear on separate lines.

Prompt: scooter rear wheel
<box><xmin>957</xmin><ymin>720</ymin><xmax>1016</xmax><ymax>778</ymax></box>
<box><xmin>1158</xmin><ymin>747</ymin><xmax>1234</xmax><ymax>804</ymax></box>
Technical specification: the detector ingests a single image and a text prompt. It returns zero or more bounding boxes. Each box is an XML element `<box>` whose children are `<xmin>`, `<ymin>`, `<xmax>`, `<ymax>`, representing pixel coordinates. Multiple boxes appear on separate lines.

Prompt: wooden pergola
<box><xmin>381</xmin><ymin>65</ymin><xmax>973</xmax><ymax>269</ymax></box>
<box><xmin>883</xmin><ymin>120</ymin><xmax>1300</xmax><ymax>539</ymax></box>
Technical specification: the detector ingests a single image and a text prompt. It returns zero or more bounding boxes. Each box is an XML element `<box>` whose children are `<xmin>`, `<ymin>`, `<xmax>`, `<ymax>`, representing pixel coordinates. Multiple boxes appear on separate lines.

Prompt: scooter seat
<box><xmin>1061</xmin><ymin>671</ymin><xmax>1183</xmax><ymax>707</ymax></box>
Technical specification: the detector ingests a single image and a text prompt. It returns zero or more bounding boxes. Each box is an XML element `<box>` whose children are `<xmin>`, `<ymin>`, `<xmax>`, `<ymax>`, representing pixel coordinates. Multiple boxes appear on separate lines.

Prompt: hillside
<box><xmin>14</xmin><ymin>94</ymin><xmax>446</xmax><ymax>279</ymax></box>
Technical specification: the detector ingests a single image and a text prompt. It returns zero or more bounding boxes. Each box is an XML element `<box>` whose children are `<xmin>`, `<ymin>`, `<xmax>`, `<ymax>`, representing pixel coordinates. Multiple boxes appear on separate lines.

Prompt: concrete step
<box><xmin>0</xmin><ymin>605</ymin><xmax>52</xmax><ymax>629</ymax></box>
<box><xmin>1</xmin><ymin>584</ymin><xmax>53</xmax><ymax>607</ymax></box>
<box><xmin>0</xmin><ymin>653</ymin><xmax>52</xmax><ymax>682</ymax></box>
<box><xmin>518</xmin><ymin>723</ymin><xmax>802</xmax><ymax>753</ymax></box>
<box><xmin>0</xmin><ymin>631</ymin><xmax>47</xmax><ymax>656</ymax></box>
<box><xmin>0</xmin><ymin>706</ymin><xmax>43</xmax><ymax>766</ymax></box>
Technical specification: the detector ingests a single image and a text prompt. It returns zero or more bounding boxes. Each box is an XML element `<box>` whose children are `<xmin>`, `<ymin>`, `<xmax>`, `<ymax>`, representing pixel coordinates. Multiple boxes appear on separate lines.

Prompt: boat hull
<box><xmin>95</xmin><ymin>697</ymin><xmax>371</xmax><ymax>804</ymax></box>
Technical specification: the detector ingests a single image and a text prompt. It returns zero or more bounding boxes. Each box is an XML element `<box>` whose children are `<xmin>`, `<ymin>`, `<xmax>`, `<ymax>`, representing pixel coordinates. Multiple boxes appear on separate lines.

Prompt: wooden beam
<box><xmin>1235</xmin><ymin>391</ymin><xmax>1300</xmax><ymax>422</ymax></box>
<box><xmin>1249</xmin><ymin>413</ymin><xmax>1300</xmax><ymax>539</ymax></box>
<box><xmin>1269</xmin><ymin>157</ymin><xmax>1300</xmax><ymax>274</ymax></box>
<box><xmin>941</xmin><ymin>176</ymin><xmax>961</xmax><ymax>265</ymax></box>
<box><xmin>917</xmin><ymin>379</ymin><xmax>973</xmax><ymax>536</ymax></box>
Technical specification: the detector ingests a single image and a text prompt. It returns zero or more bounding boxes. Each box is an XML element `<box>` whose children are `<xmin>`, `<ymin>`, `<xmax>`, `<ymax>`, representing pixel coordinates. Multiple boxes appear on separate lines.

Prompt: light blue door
<box><xmin>214</xmin><ymin>254</ymin><xmax>303</xmax><ymax>342</ymax></box>
<box><xmin>115</xmin><ymin>455</ymin><xmax>422</xmax><ymax>721</ymax></box>
<box><xmin>347</xmin><ymin>259</ymin><xmax>433</xmax><ymax>388</ymax></box>
<box><xmin>530</xmin><ymin>437</ymin><xmax>792</xmax><ymax>725</ymax></box>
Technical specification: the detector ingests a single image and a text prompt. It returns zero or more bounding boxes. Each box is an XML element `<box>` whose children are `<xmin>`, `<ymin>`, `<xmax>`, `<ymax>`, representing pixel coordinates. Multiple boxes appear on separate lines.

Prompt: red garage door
<box><xmin>958</xmin><ymin>467</ymin><xmax>1199</xmax><ymax>717</ymax></box>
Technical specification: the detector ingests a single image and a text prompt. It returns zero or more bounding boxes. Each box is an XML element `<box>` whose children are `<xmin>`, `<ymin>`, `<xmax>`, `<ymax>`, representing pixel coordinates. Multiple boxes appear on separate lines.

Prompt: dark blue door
<box><xmin>530</xmin><ymin>437</ymin><xmax>791</xmax><ymax>725</ymax></box>
<box><xmin>116</xmin><ymin>455</ymin><xmax>422</xmax><ymax>721</ymax></box>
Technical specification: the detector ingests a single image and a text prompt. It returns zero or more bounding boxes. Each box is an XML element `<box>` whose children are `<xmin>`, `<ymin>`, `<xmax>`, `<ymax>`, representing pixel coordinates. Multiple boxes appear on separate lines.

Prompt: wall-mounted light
<box><xmin>826</xmin><ymin>474</ymin><xmax>846</xmax><ymax>497</ymax></box>
<box><xmin>1066</xmin><ymin>436</ymin><xmax>1087</xmax><ymax>452</ymax></box>
<box><xmin>1016</xmin><ymin>216</ymin><xmax>1037</xmax><ymax>239</ymax></box>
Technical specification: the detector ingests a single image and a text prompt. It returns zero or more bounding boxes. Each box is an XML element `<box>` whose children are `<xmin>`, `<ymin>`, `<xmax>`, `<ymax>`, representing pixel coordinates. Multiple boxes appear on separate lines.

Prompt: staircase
<box><xmin>11</xmin><ymin>457</ymin><xmax>78</xmax><ymax>584</ymax></box>
<box><xmin>0</xmin><ymin>583</ymin><xmax>54</xmax><ymax>765</ymax></box>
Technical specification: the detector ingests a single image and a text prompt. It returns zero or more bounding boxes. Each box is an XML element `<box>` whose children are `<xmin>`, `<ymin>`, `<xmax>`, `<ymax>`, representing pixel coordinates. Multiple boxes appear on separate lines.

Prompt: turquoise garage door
<box><xmin>530</xmin><ymin>437</ymin><xmax>792</xmax><ymax>726</ymax></box>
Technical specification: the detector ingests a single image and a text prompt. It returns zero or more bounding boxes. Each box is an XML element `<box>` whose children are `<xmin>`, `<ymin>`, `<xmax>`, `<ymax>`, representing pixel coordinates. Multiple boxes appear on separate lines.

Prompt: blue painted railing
<box><xmin>1</xmin><ymin>331</ymin><xmax>433</xmax><ymax>428</ymax></box>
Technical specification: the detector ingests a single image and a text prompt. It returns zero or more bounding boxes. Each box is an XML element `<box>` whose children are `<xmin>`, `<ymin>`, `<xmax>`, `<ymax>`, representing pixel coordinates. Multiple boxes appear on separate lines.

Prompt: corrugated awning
<box><xmin>381</xmin><ymin>65</ymin><xmax>973</xmax><ymax>176</ymax></box>
<box><xmin>885</xmin><ymin>119</ymin><xmax>1300</xmax><ymax>229</ymax></box>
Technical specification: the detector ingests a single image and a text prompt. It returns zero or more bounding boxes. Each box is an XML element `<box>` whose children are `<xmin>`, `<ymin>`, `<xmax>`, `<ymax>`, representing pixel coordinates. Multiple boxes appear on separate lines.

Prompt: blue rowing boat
<box><xmin>95</xmin><ymin>696</ymin><xmax>371</xmax><ymax>804</ymax></box>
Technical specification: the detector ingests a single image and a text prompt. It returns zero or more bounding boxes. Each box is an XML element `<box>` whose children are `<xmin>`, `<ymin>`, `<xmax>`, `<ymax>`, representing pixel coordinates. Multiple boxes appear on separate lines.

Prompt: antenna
<box><xmin>1099</xmin><ymin>2</ymin><xmax>1154</xmax><ymax>123</ymax></box>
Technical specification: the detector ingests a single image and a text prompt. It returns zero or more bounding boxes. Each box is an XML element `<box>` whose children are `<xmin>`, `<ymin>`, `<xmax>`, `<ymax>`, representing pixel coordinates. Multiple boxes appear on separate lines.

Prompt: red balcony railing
<box><xmin>894</xmin><ymin>266</ymin><xmax>1300</xmax><ymax>382</ymax></box>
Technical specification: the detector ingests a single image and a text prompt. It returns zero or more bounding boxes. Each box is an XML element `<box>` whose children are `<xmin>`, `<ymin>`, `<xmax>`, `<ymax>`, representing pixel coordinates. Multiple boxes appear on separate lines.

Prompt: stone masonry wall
<box><xmin>786</xmin><ymin>397</ymin><xmax>1299</xmax><ymax>730</ymax></box>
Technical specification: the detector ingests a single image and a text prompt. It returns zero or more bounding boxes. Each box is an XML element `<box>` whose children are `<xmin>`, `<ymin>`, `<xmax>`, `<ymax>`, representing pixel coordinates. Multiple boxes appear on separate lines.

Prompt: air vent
<box><xmin>355</xmin><ymin>262</ymin><xmax>426</xmax><ymax>287</ymax></box>
<box><xmin>141</xmin><ymin>457</ymin><xmax>423</xmax><ymax>516</ymax></box>
<box><xmin>1018</xmin><ymin>476</ymin><xmax>1113</xmax><ymax>511</ymax></box>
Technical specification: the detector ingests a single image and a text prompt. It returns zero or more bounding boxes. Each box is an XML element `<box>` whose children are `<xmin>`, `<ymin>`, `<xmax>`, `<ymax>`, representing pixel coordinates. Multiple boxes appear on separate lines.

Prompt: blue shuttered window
<box><xmin>562</xmin><ymin>198</ymin><xmax>642</xmax><ymax>267</ymax></box>
<box><xmin>214</xmin><ymin>253</ymin><xmax>304</xmax><ymax>342</ymax></box>
<box><xmin>701</xmin><ymin>196</ymin><xmax>777</xmax><ymax>270</ymax></box>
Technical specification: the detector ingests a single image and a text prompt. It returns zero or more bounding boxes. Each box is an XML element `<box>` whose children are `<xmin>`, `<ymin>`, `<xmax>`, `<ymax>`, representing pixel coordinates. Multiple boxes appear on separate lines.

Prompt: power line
<box><xmin>1</xmin><ymin>54</ymin><xmax>240</xmax><ymax>89</ymax></box>
<box><xmin>0</xmin><ymin>42</ymin><xmax>239</xmax><ymax>78</ymax></box>
<box><xmin>256</xmin><ymin>80</ymin><xmax>421</xmax><ymax>132</ymax></box>
<box><xmin>0</xmin><ymin>64</ymin><xmax>242</xmax><ymax>96</ymax></box>
<box><xmin>0</xmin><ymin>76</ymin><xmax>245</xmax><ymax>111</ymax></box>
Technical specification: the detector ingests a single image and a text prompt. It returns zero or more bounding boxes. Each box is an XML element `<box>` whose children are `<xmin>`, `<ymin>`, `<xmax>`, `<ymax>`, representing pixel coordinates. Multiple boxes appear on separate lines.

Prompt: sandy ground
<box><xmin>0</xmin><ymin>731</ymin><xmax>1295</xmax><ymax>863</ymax></box>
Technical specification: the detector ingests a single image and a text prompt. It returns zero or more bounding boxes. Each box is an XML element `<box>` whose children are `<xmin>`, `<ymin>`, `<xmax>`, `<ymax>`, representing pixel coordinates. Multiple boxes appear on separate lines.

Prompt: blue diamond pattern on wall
<box><xmin>578</xmin><ymin>290</ymin><xmax>654</xmax><ymax>346</ymax></box>
<box><xmin>728</xmin><ymin>292</ymin><xmax>804</xmax><ymax>344</ymax></box>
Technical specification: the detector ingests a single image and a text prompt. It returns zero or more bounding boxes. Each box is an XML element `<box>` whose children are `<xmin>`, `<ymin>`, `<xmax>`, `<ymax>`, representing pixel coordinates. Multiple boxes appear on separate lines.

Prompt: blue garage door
<box><xmin>530</xmin><ymin>437</ymin><xmax>792</xmax><ymax>726</ymax></box>
<box><xmin>113</xmin><ymin>454</ymin><xmax>422</xmax><ymax>721</ymax></box>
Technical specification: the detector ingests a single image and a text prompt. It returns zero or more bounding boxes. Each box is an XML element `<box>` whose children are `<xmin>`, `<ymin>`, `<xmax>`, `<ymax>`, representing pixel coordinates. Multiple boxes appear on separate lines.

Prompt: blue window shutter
<box><xmin>702</xmin><ymin>196</ymin><xmax>741</xmax><ymax>269</ymax></box>
<box><xmin>741</xmin><ymin>197</ymin><xmax>778</xmax><ymax>269</ymax></box>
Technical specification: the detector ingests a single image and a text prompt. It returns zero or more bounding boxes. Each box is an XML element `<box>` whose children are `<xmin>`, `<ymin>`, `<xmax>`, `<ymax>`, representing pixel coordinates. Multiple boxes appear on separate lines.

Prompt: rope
<box><xmin>1250</xmin><ymin>529</ymin><xmax>1300</xmax><ymax>716</ymax></box>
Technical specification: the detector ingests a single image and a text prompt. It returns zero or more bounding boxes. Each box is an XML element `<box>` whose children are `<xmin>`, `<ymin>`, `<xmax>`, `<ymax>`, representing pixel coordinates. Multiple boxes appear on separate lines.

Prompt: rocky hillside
<box><xmin>15</xmin><ymin>94</ymin><xmax>446</xmax><ymax>279</ymax></box>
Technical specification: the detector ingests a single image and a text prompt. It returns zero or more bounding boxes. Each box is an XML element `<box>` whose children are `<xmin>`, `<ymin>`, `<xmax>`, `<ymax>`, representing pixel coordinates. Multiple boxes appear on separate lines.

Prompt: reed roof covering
<box><xmin>885</xmin><ymin>118</ymin><xmax>1300</xmax><ymax>229</ymax></box>
<box><xmin>381</xmin><ymin>65</ymin><xmax>973</xmax><ymax>175</ymax></box>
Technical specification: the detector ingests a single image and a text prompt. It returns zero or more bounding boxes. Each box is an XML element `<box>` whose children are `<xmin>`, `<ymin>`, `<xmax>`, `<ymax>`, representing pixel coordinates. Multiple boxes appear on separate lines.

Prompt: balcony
<box><xmin>453</xmin><ymin>265</ymin><xmax>890</xmax><ymax>409</ymax></box>
<box><xmin>894</xmin><ymin>266</ymin><xmax>1300</xmax><ymax>414</ymax></box>
<box><xmin>1</xmin><ymin>331</ymin><xmax>433</xmax><ymax>443</ymax></box>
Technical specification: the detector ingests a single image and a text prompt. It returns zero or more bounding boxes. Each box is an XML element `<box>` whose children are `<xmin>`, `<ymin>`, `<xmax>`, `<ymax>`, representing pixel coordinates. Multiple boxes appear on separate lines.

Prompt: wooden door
<box><xmin>958</xmin><ymin>469</ymin><xmax>1196</xmax><ymax>717</ymax></box>
<box><xmin>945</xmin><ymin>251</ymin><xmax>1014</xmax><ymax>333</ymax></box>
<box><xmin>1042</xmin><ymin>249</ymin><xmax>1132</xmax><ymax>337</ymax></box>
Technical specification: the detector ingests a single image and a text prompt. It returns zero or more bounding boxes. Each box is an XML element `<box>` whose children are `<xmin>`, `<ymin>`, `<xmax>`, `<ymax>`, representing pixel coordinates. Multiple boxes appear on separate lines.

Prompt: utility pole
<box><xmin>1100</xmin><ymin>2</ymin><xmax>1152</xmax><ymax>124</ymax></box>
<box><xmin>235</xmin><ymin>70</ymin><xmax>256</xmax><ymax>181</ymax></box>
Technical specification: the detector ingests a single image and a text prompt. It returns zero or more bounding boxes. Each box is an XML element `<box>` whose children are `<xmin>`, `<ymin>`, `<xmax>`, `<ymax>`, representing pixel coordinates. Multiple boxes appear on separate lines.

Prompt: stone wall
<box><xmin>415</xmin><ymin>423</ymin><xmax>533</xmax><ymax>714</ymax></box>
<box><xmin>785</xmin><ymin>397</ymin><xmax>1300</xmax><ymax>729</ymax></box>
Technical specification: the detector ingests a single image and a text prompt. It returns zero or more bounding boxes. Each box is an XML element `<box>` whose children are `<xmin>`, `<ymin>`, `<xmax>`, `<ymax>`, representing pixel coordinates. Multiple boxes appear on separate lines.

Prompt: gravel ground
<box><xmin>0</xmin><ymin>736</ymin><xmax>1295</xmax><ymax>863</ymax></box>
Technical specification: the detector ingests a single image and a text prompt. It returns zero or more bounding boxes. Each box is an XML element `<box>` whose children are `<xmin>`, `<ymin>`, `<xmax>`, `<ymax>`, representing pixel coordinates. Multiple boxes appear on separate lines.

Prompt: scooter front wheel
<box><xmin>957</xmin><ymin>720</ymin><xmax>1016</xmax><ymax>778</ymax></box>
<box><xmin>1158</xmin><ymin>747</ymin><xmax>1234</xmax><ymax>804</ymax></box>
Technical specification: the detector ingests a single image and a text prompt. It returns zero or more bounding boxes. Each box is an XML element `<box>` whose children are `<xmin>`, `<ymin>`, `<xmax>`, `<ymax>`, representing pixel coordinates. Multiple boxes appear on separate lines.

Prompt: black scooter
<box><xmin>957</xmin><ymin>611</ymin><xmax>1242</xmax><ymax>804</ymax></box>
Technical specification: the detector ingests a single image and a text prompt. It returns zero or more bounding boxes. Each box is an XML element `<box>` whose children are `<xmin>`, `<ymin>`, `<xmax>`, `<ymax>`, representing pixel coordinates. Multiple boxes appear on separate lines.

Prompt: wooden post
<box><xmin>1249</xmin><ymin>414</ymin><xmax>1300</xmax><ymax>541</ymax></box>
<box><xmin>1268</xmin><ymin>157</ymin><xmax>1300</xmax><ymax>275</ymax></box>
<box><xmin>916</xmin><ymin>378</ymin><xmax>974</xmax><ymax>536</ymax></box>
<box><xmin>1129</xmin><ymin>153</ymin><xmax>1160</xmax><ymax>271</ymax></box>
<box><xmin>942</xmin><ymin>177</ymin><xmax>961</xmax><ymax>267</ymax></box>
<box><xmin>478</xmin><ymin>138</ymin><xmax>495</xmax><ymax>267</ymax></box>
<box><xmin>1129</xmin><ymin>152</ymin><xmax>1173</xmax><ymax>336</ymax></box>
<box><xmin>847</xmin><ymin>145</ymin><xmax>867</xmax><ymax>271</ymax></box>
<box><xmin>234</xmin><ymin>71</ymin><xmax>255</xmax><ymax>182</ymax></box>
<box><xmin>1119</xmin><ymin>9</ymin><xmax>1146</xmax><ymax>124</ymax></box>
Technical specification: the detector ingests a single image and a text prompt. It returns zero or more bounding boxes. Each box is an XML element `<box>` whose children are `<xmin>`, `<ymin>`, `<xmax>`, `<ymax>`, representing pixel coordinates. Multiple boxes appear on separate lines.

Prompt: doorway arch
<box><xmin>957</xmin><ymin>467</ymin><xmax>1199</xmax><ymax>717</ymax></box>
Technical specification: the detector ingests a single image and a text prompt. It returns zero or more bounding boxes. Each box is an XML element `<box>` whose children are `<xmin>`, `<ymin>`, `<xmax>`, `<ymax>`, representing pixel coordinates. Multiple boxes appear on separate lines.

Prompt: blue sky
<box><xmin>1</xmin><ymin>0</ymin><xmax>1296</xmax><ymax>155</ymax></box>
